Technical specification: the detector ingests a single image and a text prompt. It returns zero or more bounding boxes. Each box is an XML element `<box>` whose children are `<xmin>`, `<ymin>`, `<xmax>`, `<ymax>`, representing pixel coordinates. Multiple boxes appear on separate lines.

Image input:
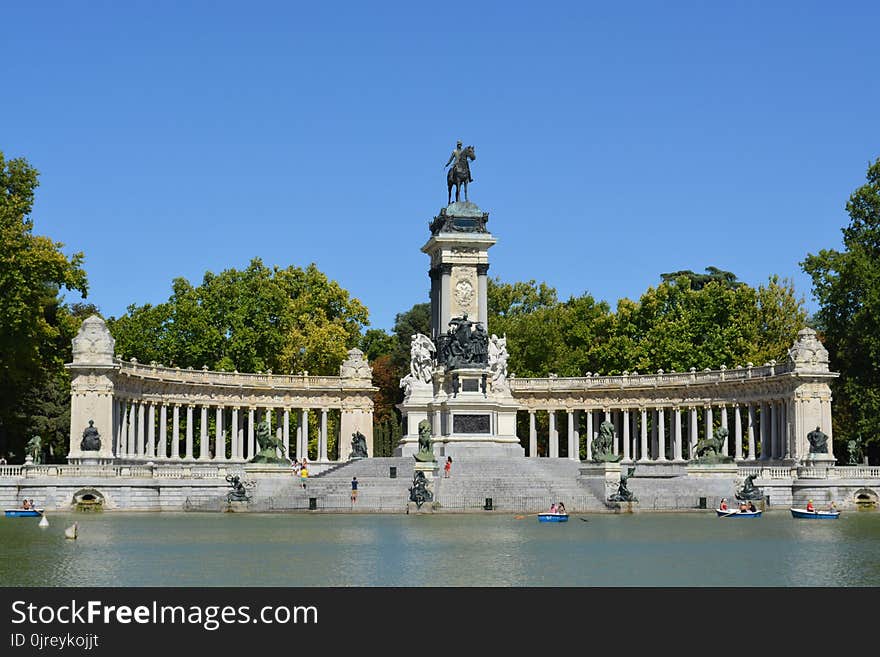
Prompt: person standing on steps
<box><xmin>444</xmin><ymin>456</ymin><xmax>452</xmax><ymax>478</ymax></box>
<box><xmin>351</xmin><ymin>476</ymin><xmax>358</xmax><ymax>503</ymax></box>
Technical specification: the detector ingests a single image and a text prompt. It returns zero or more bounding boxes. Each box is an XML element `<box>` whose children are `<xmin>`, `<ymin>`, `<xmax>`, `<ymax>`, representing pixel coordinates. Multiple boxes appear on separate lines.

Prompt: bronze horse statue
<box><xmin>447</xmin><ymin>144</ymin><xmax>475</xmax><ymax>205</ymax></box>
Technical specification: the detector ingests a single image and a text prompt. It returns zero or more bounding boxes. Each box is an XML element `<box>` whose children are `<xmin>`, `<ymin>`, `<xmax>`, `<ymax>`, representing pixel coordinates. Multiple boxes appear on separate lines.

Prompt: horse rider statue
<box><xmin>445</xmin><ymin>140</ymin><xmax>476</xmax><ymax>205</ymax></box>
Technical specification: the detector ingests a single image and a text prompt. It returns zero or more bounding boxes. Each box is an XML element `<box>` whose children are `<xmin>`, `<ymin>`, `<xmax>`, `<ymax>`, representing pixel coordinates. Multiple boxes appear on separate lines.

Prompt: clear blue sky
<box><xmin>3</xmin><ymin>1</ymin><xmax>878</xmax><ymax>332</ymax></box>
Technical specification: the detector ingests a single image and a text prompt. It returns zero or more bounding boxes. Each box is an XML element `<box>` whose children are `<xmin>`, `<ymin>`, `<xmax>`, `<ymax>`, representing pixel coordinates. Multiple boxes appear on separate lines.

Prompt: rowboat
<box><xmin>716</xmin><ymin>508</ymin><xmax>762</xmax><ymax>518</ymax></box>
<box><xmin>4</xmin><ymin>509</ymin><xmax>45</xmax><ymax>518</ymax></box>
<box><xmin>790</xmin><ymin>507</ymin><xmax>840</xmax><ymax>519</ymax></box>
<box><xmin>538</xmin><ymin>512</ymin><xmax>569</xmax><ymax>522</ymax></box>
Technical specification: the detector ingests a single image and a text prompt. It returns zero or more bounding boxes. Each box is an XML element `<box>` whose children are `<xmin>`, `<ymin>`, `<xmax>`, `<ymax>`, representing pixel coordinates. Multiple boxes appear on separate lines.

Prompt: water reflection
<box><xmin>1</xmin><ymin>511</ymin><xmax>878</xmax><ymax>587</ymax></box>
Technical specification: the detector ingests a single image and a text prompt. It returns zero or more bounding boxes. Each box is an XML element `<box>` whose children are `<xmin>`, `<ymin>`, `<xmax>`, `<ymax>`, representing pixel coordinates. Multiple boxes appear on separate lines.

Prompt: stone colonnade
<box><xmin>66</xmin><ymin>316</ymin><xmax>377</xmax><ymax>465</ymax></box>
<box><xmin>511</xmin><ymin>328</ymin><xmax>837</xmax><ymax>464</ymax></box>
<box><xmin>521</xmin><ymin>400</ymin><xmax>796</xmax><ymax>462</ymax></box>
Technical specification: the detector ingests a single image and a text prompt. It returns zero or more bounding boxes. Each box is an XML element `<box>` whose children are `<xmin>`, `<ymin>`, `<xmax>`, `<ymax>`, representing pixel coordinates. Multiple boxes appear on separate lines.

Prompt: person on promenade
<box><xmin>444</xmin><ymin>456</ymin><xmax>452</xmax><ymax>478</ymax></box>
<box><xmin>351</xmin><ymin>476</ymin><xmax>358</xmax><ymax>503</ymax></box>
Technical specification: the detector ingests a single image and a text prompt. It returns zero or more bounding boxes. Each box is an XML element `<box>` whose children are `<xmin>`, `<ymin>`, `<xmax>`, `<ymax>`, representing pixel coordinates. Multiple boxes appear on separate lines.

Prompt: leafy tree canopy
<box><xmin>109</xmin><ymin>258</ymin><xmax>369</xmax><ymax>375</ymax></box>
<box><xmin>802</xmin><ymin>157</ymin><xmax>880</xmax><ymax>448</ymax></box>
<box><xmin>0</xmin><ymin>152</ymin><xmax>90</xmax><ymax>459</ymax></box>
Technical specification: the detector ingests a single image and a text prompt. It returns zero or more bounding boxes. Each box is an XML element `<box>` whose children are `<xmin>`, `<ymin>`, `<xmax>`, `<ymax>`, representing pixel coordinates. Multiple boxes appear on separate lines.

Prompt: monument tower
<box><xmin>395</xmin><ymin>142</ymin><xmax>524</xmax><ymax>459</ymax></box>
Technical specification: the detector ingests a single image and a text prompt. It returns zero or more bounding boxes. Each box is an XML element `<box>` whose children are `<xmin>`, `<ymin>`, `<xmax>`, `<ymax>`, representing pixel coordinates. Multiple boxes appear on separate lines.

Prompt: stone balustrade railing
<box><xmin>0</xmin><ymin>463</ymin><xmax>233</xmax><ymax>479</ymax></box>
<box><xmin>118</xmin><ymin>359</ymin><xmax>367</xmax><ymax>389</ymax></box>
<box><xmin>510</xmin><ymin>361</ymin><xmax>795</xmax><ymax>392</ymax></box>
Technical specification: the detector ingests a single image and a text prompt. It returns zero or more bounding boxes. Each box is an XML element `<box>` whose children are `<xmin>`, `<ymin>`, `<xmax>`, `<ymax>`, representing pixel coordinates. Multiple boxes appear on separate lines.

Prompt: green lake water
<box><xmin>2</xmin><ymin>511</ymin><xmax>879</xmax><ymax>587</ymax></box>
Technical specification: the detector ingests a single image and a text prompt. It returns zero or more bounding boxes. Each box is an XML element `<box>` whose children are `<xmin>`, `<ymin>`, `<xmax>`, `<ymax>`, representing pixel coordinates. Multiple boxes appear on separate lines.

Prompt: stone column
<box><xmin>758</xmin><ymin>402</ymin><xmax>768</xmax><ymax>460</ymax></box>
<box><xmin>477</xmin><ymin>263</ymin><xmax>489</xmax><ymax>326</ymax></box>
<box><xmin>283</xmin><ymin>408</ymin><xmax>290</xmax><ymax>458</ymax></box>
<box><xmin>300</xmin><ymin>409</ymin><xmax>309</xmax><ymax>460</ymax></box>
<box><xmin>136</xmin><ymin>402</ymin><xmax>145</xmax><ymax>457</ymax></box>
<box><xmin>319</xmin><ymin>408</ymin><xmax>328</xmax><ymax>461</ymax></box>
<box><xmin>158</xmin><ymin>404</ymin><xmax>167</xmax><ymax>459</ymax></box>
<box><xmin>705</xmin><ymin>405</ymin><xmax>713</xmax><ymax>445</ymax></box>
<box><xmin>689</xmin><ymin>407</ymin><xmax>698</xmax><ymax>461</ymax></box>
<box><xmin>639</xmin><ymin>408</ymin><xmax>648</xmax><ymax>462</ymax></box>
<box><xmin>720</xmin><ymin>405</ymin><xmax>729</xmax><ymax>456</ymax></box>
<box><xmin>651</xmin><ymin>409</ymin><xmax>658</xmax><ymax>460</ymax></box>
<box><xmin>115</xmin><ymin>400</ymin><xmax>126</xmax><ymax>457</ymax></box>
<box><xmin>185</xmin><ymin>405</ymin><xmax>195</xmax><ymax>460</ymax></box>
<box><xmin>529</xmin><ymin>411</ymin><xmax>537</xmax><ymax>458</ymax></box>
<box><xmin>567</xmin><ymin>410</ymin><xmax>576</xmax><ymax>461</ymax></box>
<box><xmin>769</xmin><ymin>401</ymin><xmax>779</xmax><ymax>460</ymax></box>
<box><xmin>147</xmin><ymin>402</ymin><xmax>156</xmax><ymax>458</ymax></box>
<box><xmin>673</xmin><ymin>406</ymin><xmax>682</xmax><ymax>461</ymax></box>
<box><xmin>606</xmin><ymin>410</ymin><xmax>618</xmax><ymax>456</ymax></box>
<box><xmin>657</xmin><ymin>407</ymin><xmax>667</xmax><ymax>461</ymax></box>
<box><xmin>248</xmin><ymin>408</ymin><xmax>256</xmax><ymax>460</ymax></box>
<box><xmin>733</xmin><ymin>404</ymin><xmax>743</xmax><ymax>460</ymax></box>
<box><xmin>586</xmin><ymin>411</ymin><xmax>594</xmax><ymax>461</ymax></box>
<box><xmin>573</xmin><ymin>410</ymin><xmax>581</xmax><ymax>461</ymax></box>
<box><xmin>747</xmin><ymin>403</ymin><xmax>756</xmax><ymax>461</ymax></box>
<box><xmin>120</xmin><ymin>401</ymin><xmax>130</xmax><ymax>457</ymax></box>
<box><xmin>171</xmin><ymin>405</ymin><xmax>180</xmax><ymax>460</ymax></box>
<box><xmin>433</xmin><ymin>409</ymin><xmax>441</xmax><ymax>438</ymax></box>
<box><xmin>548</xmin><ymin>410</ymin><xmax>558</xmax><ymax>459</ymax></box>
<box><xmin>622</xmin><ymin>409</ymin><xmax>631</xmax><ymax>462</ymax></box>
<box><xmin>215</xmin><ymin>406</ymin><xmax>224</xmax><ymax>461</ymax></box>
<box><xmin>199</xmin><ymin>406</ymin><xmax>208</xmax><ymax>460</ymax></box>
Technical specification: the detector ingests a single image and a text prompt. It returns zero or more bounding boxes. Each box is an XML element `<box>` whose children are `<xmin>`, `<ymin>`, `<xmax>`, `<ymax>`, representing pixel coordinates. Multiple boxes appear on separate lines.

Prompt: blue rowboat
<box><xmin>790</xmin><ymin>507</ymin><xmax>840</xmax><ymax>519</ymax></box>
<box><xmin>5</xmin><ymin>509</ymin><xmax>44</xmax><ymax>518</ymax></box>
<box><xmin>716</xmin><ymin>509</ymin><xmax>762</xmax><ymax>518</ymax></box>
<box><xmin>538</xmin><ymin>513</ymin><xmax>569</xmax><ymax>522</ymax></box>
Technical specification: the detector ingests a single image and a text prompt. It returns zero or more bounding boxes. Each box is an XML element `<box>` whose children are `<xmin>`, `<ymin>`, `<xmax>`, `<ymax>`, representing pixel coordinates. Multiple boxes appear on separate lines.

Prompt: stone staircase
<box><xmin>254</xmin><ymin>456</ymin><xmax>607</xmax><ymax>513</ymax></box>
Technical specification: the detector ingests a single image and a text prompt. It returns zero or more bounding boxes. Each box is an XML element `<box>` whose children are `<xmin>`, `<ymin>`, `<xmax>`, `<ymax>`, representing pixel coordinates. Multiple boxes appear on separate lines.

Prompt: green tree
<box><xmin>802</xmin><ymin>157</ymin><xmax>880</xmax><ymax>458</ymax></box>
<box><xmin>108</xmin><ymin>259</ymin><xmax>369</xmax><ymax>375</ymax></box>
<box><xmin>0</xmin><ymin>152</ymin><xmax>89</xmax><ymax>459</ymax></box>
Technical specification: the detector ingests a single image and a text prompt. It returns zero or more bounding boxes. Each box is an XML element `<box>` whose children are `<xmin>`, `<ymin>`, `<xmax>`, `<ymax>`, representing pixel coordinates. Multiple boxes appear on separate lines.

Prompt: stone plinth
<box><xmin>686</xmin><ymin>462</ymin><xmax>739</xmax><ymax>478</ymax></box>
<box><xmin>225</xmin><ymin>501</ymin><xmax>249</xmax><ymax>513</ymax></box>
<box><xmin>578</xmin><ymin>461</ymin><xmax>623</xmax><ymax>502</ymax></box>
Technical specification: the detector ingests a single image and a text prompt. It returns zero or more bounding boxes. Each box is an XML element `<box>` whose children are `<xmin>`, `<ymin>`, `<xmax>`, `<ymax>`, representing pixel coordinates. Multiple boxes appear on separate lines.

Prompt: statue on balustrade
<box><xmin>249</xmin><ymin>419</ymin><xmax>289</xmax><ymax>464</ymax></box>
<box><xmin>807</xmin><ymin>426</ymin><xmax>828</xmax><ymax>454</ymax></box>
<box><xmin>26</xmin><ymin>435</ymin><xmax>42</xmax><ymax>464</ymax></box>
<box><xmin>350</xmin><ymin>431</ymin><xmax>368</xmax><ymax>459</ymax></box>
<box><xmin>591</xmin><ymin>420</ymin><xmax>622</xmax><ymax>463</ymax></box>
<box><xmin>847</xmin><ymin>438</ymin><xmax>863</xmax><ymax>466</ymax></box>
<box><xmin>80</xmin><ymin>420</ymin><xmax>101</xmax><ymax>451</ymax></box>
<box><xmin>735</xmin><ymin>473</ymin><xmax>764</xmax><ymax>501</ymax></box>
<box><xmin>692</xmin><ymin>426</ymin><xmax>733</xmax><ymax>464</ymax></box>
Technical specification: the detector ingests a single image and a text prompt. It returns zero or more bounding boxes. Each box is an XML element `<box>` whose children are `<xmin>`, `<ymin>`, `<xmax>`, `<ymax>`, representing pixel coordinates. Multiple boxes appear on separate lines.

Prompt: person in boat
<box><xmin>22</xmin><ymin>499</ymin><xmax>30</xmax><ymax>510</ymax></box>
<box><xmin>719</xmin><ymin>498</ymin><xmax>728</xmax><ymax>511</ymax></box>
<box><xmin>806</xmin><ymin>499</ymin><xmax>815</xmax><ymax>512</ymax></box>
<box><xmin>739</xmin><ymin>501</ymin><xmax>748</xmax><ymax>512</ymax></box>
<box><xmin>827</xmin><ymin>501</ymin><xmax>837</xmax><ymax>512</ymax></box>
<box><xmin>549</xmin><ymin>503</ymin><xmax>558</xmax><ymax>513</ymax></box>
<box><xmin>557</xmin><ymin>502</ymin><xmax>566</xmax><ymax>514</ymax></box>
<box><xmin>747</xmin><ymin>501</ymin><xmax>757</xmax><ymax>512</ymax></box>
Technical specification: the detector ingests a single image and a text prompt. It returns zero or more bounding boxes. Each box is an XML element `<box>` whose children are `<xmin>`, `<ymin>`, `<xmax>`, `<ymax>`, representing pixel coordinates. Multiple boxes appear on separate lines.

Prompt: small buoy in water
<box><xmin>64</xmin><ymin>523</ymin><xmax>78</xmax><ymax>540</ymax></box>
<box><xmin>38</xmin><ymin>514</ymin><xmax>49</xmax><ymax>528</ymax></box>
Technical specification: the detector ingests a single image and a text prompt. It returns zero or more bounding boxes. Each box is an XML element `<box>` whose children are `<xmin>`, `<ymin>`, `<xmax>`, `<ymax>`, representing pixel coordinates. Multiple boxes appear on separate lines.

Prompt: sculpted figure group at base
<box><xmin>735</xmin><ymin>474</ymin><xmax>764</xmax><ymax>501</ymax></box>
<box><xmin>609</xmin><ymin>467</ymin><xmax>637</xmax><ymax>502</ymax></box>
<box><xmin>437</xmin><ymin>314</ymin><xmax>489</xmax><ymax>370</ymax></box>
<box><xmin>488</xmin><ymin>333</ymin><xmax>509</xmax><ymax>389</ymax></box>
<box><xmin>401</xmin><ymin>333</ymin><xmax>435</xmax><ymax>397</ymax></box>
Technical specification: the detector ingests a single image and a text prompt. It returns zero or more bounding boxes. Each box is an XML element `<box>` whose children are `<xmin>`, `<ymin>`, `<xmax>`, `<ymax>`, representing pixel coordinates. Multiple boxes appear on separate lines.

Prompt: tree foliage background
<box><xmin>0</xmin><ymin>152</ymin><xmax>92</xmax><ymax>461</ymax></box>
<box><xmin>803</xmin><ymin>157</ymin><xmax>880</xmax><ymax>458</ymax></box>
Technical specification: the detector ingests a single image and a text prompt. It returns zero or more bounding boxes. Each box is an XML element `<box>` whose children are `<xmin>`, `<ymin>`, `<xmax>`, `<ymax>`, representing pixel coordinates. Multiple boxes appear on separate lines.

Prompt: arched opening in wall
<box><xmin>853</xmin><ymin>488</ymin><xmax>878</xmax><ymax>510</ymax></box>
<box><xmin>72</xmin><ymin>488</ymin><xmax>105</xmax><ymax>512</ymax></box>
